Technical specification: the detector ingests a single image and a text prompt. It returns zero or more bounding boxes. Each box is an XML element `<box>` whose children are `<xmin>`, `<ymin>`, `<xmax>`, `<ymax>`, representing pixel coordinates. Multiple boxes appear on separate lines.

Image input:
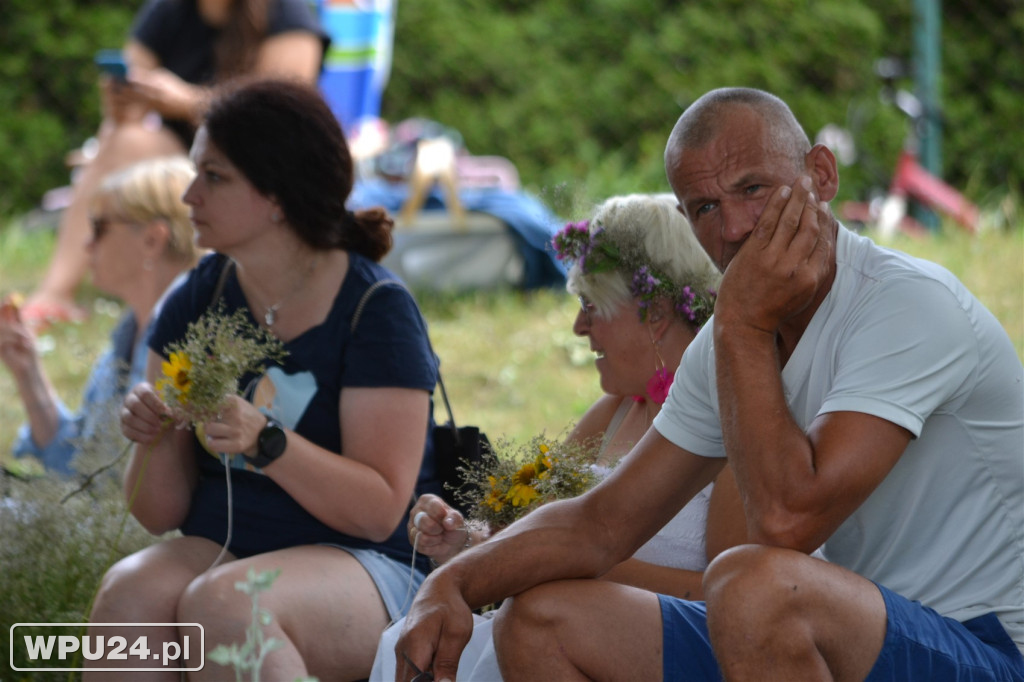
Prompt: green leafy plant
<box><xmin>208</xmin><ymin>568</ymin><xmax>318</xmax><ymax>682</ymax></box>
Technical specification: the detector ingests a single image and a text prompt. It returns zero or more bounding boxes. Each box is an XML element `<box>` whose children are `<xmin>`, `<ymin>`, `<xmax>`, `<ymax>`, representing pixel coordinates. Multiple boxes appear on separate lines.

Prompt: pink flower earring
<box><xmin>646</xmin><ymin>356</ymin><xmax>673</xmax><ymax>404</ymax></box>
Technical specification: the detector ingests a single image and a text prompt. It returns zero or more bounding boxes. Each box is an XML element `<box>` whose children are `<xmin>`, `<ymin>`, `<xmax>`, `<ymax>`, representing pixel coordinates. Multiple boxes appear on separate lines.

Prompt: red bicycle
<box><xmin>827</xmin><ymin>61</ymin><xmax>980</xmax><ymax>237</ymax></box>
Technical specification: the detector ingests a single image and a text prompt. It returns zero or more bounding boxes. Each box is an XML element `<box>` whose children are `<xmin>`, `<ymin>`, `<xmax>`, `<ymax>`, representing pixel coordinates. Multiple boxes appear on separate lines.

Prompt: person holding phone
<box><xmin>22</xmin><ymin>0</ymin><xmax>329</xmax><ymax>330</ymax></box>
<box><xmin>94</xmin><ymin>50</ymin><xmax>129</xmax><ymax>81</ymax></box>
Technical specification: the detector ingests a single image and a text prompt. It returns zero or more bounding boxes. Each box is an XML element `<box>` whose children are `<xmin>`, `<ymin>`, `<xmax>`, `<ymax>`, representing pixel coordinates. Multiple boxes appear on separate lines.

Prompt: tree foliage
<box><xmin>0</xmin><ymin>0</ymin><xmax>1019</xmax><ymax>215</ymax></box>
<box><xmin>383</xmin><ymin>0</ymin><xmax>1021</xmax><ymax>213</ymax></box>
<box><xmin>0</xmin><ymin>0</ymin><xmax>132</xmax><ymax>215</ymax></box>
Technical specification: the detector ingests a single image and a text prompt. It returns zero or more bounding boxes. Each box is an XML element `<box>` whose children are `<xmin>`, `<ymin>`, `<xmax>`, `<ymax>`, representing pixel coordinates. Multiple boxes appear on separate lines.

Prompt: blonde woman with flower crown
<box><xmin>371</xmin><ymin>193</ymin><xmax>748</xmax><ymax>681</ymax></box>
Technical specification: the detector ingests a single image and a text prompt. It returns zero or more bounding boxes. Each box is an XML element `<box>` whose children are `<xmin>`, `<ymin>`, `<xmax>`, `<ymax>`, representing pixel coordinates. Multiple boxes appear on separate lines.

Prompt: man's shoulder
<box><xmin>835</xmin><ymin>227</ymin><xmax>972</xmax><ymax>312</ymax></box>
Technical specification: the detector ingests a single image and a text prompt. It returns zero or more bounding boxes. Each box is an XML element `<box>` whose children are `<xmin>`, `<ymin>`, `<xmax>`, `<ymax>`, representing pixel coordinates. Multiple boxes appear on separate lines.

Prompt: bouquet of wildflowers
<box><xmin>453</xmin><ymin>432</ymin><xmax>601</xmax><ymax>528</ymax></box>
<box><xmin>156</xmin><ymin>302</ymin><xmax>287</xmax><ymax>426</ymax></box>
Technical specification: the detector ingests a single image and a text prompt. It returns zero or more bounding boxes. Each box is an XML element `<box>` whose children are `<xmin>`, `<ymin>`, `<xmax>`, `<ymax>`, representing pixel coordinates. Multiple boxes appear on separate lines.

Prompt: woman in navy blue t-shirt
<box><xmin>87</xmin><ymin>80</ymin><xmax>439</xmax><ymax>681</ymax></box>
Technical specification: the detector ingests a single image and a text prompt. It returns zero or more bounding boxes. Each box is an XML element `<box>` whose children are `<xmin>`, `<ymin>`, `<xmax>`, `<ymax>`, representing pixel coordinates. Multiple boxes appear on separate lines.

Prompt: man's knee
<box><xmin>494</xmin><ymin>582</ymin><xmax>579</xmax><ymax>656</ymax></box>
<box><xmin>497</xmin><ymin>583</ymin><xmax>564</xmax><ymax>633</ymax></box>
<box><xmin>704</xmin><ymin>545</ymin><xmax>815</xmax><ymax>627</ymax></box>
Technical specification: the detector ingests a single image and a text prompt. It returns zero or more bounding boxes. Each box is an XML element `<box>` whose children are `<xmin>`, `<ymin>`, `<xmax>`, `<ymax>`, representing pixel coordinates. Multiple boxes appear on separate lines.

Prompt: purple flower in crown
<box><xmin>676</xmin><ymin>285</ymin><xmax>698</xmax><ymax>321</ymax></box>
<box><xmin>631</xmin><ymin>266</ymin><xmax>661</xmax><ymax>297</ymax></box>
<box><xmin>552</xmin><ymin>220</ymin><xmax>592</xmax><ymax>262</ymax></box>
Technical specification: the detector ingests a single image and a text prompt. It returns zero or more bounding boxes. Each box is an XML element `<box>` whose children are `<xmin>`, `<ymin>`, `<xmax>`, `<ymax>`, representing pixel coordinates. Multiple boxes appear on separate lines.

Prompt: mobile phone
<box><xmin>94</xmin><ymin>49</ymin><xmax>127</xmax><ymax>81</ymax></box>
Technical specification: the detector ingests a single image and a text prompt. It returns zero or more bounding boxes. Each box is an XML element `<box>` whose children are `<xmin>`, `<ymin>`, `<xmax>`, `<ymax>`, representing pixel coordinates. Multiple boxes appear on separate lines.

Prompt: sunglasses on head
<box><xmin>89</xmin><ymin>215</ymin><xmax>140</xmax><ymax>241</ymax></box>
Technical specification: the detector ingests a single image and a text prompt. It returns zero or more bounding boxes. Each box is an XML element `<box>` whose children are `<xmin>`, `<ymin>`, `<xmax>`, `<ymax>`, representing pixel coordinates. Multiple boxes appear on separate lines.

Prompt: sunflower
<box><xmin>513</xmin><ymin>461</ymin><xmax>538</xmax><ymax>485</ymax></box>
<box><xmin>158</xmin><ymin>351</ymin><xmax>193</xmax><ymax>402</ymax></box>
<box><xmin>454</xmin><ymin>432</ymin><xmax>601</xmax><ymax>528</ymax></box>
<box><xmin>506</xmin><ymin>482</ymin><xmax>540</xmax><ymax>508</ymax></box>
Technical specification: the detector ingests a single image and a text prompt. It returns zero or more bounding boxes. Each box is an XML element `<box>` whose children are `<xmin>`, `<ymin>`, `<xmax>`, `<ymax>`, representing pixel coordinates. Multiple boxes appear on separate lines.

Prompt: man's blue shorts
<box><xmin>659</xmin><ymin>585</ymin><xmax>1023</xmax><ymax>681</ymax></box>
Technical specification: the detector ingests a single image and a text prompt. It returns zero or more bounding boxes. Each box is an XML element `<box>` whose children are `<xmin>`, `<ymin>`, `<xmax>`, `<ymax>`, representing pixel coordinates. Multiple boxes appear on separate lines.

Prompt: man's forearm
<box><xmin>714</xmin><ymin>321</ymin><xmax>817</xmax><ymax>548</ymax></box>
<box><xmin>437</xmin><ymin>496</ymin><xmax>628</xmax><ymax>610</ymax></box>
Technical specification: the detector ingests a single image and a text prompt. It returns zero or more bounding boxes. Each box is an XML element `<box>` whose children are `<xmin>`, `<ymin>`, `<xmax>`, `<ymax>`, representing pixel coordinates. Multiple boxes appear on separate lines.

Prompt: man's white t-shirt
<box><xmin>654</xmin><ymin>225</ymin><xmax>1024</xmax><ymax>651</ymax></box>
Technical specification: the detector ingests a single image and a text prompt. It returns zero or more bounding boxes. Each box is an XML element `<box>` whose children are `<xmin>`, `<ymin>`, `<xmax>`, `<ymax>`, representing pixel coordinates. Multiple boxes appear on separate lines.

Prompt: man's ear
<box><xmin>806</xmin><ymin>144</ymin><xmax>840</xmax><ymax>202</ymax></box>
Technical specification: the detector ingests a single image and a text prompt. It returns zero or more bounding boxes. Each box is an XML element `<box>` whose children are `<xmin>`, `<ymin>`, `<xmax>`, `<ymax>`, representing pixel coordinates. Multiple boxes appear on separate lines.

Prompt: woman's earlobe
<box><xmin>646</xmin><ymin>301</ymin><xmax>673</xmax><ymax>336</ymax></box>
<box><xmin>144</xmin><ymin>219</ymin><xmax>171</xmax><ymax>252</ymax></box>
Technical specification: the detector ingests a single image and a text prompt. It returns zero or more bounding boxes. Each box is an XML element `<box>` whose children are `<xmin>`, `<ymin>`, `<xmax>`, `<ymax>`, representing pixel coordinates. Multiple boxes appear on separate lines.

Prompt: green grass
<box><xmin>3</xmin><ymin>219</ymin><xmax>1021</xmax><ymax>458</ymax></box>
<box><xmin>0</xmin><ymin>216</ymin><xmax>1021</xmax><ymax>680</ymax></box>
<box><xmin>875</xmin><ymin>226</ymin><xmax>1024</xmax><ymax>360</ymax></box>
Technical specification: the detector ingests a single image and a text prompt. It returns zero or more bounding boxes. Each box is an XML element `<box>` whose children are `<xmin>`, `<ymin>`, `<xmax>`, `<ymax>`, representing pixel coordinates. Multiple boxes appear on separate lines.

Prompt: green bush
<box><xmin>383</xmin><ymin>0</ymin><xmax>1021</xmax><ymax>212</ymax></box>
<box><xmin>0</xmin><ymin>0</ymin><xmax>1020</xmax><ymax>217</ymax></box>
<box><xmin>0</xmin><ymin>0</ymin><xmax>132</xmax><ymax>214</ymax></box>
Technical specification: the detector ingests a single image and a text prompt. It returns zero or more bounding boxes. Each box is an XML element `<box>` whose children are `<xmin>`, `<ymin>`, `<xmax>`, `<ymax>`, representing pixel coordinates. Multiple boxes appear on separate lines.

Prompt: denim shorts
<box><xmin>328</xmin><ymin>545</ymin><xmax>427</xmax><ymax>622</ymax></box>
<box><xmin>865</xmin><ymin>583</ymin><xmax>1024</xmax><ymax>681</ymax></box>
<box><xmin>659</xmin><ymin>587</ymin><xmax>1024</xmax><ymax>681</ymax></box>
<box><xmin>658</xmin><ymin>596</ymin><xmax>722</xmax><ymax>681</ymax></box>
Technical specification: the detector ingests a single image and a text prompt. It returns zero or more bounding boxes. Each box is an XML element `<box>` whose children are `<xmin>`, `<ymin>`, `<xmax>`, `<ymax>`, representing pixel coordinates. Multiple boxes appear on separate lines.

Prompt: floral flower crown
<box><xmin>553</xmin><ymin>219</ymin><xmax>717</xmax><ymax>326</ymax></box>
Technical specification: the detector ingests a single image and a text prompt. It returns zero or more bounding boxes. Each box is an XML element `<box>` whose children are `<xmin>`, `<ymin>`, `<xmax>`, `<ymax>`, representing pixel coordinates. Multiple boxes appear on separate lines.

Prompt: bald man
<box><xmin>394</xmin><ymin>88</ymin><xmax>1024</xmax><ymax>682</ymax></box>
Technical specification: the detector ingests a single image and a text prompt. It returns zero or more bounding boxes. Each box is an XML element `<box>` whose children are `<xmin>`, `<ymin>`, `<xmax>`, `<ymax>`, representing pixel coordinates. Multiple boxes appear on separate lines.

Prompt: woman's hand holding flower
<box><xmin>0</xmin><ymin>294</ymin><xmax>38</xmax><ymax>379</ymax></box>
<box><xmin>408</xmin><ymin>494</ymin><xmax>471</xmax><ymax>565</ymax></box>
<box><xmin>199</xmin><ymin>394</ymin><xmax>268</xmax><ymax>458</ymax></box>
<box><xmin>121</xmin><ymin>382</ymin><xmax>173</xmax><ymax>445</ymax></box>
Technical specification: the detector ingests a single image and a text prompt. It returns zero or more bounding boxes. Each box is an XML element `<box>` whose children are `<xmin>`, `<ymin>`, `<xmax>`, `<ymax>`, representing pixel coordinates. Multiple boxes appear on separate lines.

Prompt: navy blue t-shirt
<box><xmin>130</xmin><ymin>0</ymin><xmax>329</xmax><ymax>144</ymax></box>
<box><xmin>149</xmin><ymin>252</ymin><xmax>439</xmax><ymax>569</ymax></box>
<box><xmin>131</xmin><ymin>0</ymin><xmax>329</xmax><ymax>86</ymax></box>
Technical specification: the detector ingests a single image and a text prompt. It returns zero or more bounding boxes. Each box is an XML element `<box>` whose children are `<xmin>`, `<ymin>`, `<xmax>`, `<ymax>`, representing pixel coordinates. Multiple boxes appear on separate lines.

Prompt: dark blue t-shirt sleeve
<box><xmin>131</xmin><ymin>0</ymin><xmax>327</xmax><ymax>83</ymax></box>
<box><xmin>345</xmin><ymin>284</ymin><xmax>437</xmax><ymax>391</ymax></box>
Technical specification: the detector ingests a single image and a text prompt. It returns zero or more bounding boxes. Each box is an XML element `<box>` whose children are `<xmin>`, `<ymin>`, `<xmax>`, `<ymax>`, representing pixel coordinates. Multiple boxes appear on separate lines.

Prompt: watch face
<box><xmin>259</xmin><ymin>421</ymin><xmax>287</xmax><ymax>460</ymax></box>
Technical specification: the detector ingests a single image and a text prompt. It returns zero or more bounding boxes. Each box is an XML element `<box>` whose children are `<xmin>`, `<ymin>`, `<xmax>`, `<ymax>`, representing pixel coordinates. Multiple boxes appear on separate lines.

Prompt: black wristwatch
<box><xmin>245</xmin><ymin>417</ymin><xmax>287</xmax><ymax>468</ymax></box>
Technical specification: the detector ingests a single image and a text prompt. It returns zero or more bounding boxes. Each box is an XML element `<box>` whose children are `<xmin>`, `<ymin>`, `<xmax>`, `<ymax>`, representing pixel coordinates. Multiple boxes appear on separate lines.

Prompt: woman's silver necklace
<box><xmin>264</xmin><ymin>302</ymin><xmax>283</xmax><ymax>327</ymax></box>
<box><xmin>260</xmin><ymin>255</ymin><xmax>320</xmax><ymax>327</ymax></box>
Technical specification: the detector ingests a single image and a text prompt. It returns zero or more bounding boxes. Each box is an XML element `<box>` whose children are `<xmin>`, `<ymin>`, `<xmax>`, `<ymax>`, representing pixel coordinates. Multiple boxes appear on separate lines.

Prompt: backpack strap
<box><xmin>209</xmin><ymin>257</ymin><xmax>235</xmax><ymax>308</ymax></box>
<box><xmin>350</xmin><ymin>279</ymin><xmax>458</xmax><ymax>438</ymax></box>
<box><xmin>351</xmin><ymin>278</ymin><xmax>402</xmax><ymax>333</ymax></box>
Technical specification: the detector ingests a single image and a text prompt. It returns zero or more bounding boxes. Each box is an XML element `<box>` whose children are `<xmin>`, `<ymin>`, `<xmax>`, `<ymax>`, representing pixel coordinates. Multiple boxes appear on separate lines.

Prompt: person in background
<box><xmin>395</xmin><ymin>87</ymin><xmax>1023</xmax><ymax>682</ymax></box>
<box><xmin>0</xmin><ymin>156</ymin><xmax>199</xmax><ymax>475</ymax></box>
<box><xmin>371</xmin><ymin>193</ymin><xmax>748</xmax><ymax>680</ymax></box>
<box><xmin>89</xmin><ymin>78</ymin><xmax>439</xmax><ymax>682</ymax></box>
<box><xmin>22</xmin><ymin>0</ymin><xmax>327</xmax><ymax>330</ymax></box>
